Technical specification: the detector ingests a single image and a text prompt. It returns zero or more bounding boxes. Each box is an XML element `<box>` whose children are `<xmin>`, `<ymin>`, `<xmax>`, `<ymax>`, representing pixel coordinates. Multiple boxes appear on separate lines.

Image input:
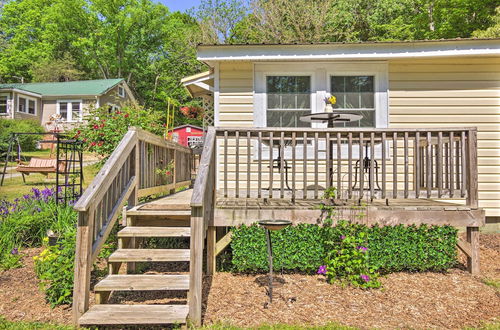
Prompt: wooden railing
<box><xmin>72</xmin><ymin>127</ymin><xmax>192</xmax><ymax>323</ymax></box>
<box><xmin>215</xmin><ymin>127</ymin><xmax>478</xmax><ymax>207</ymax></box>
<box><xmin>189</xmin><ymin>127</ymin><xmax>216</xmax><ymax>326</ymax></box>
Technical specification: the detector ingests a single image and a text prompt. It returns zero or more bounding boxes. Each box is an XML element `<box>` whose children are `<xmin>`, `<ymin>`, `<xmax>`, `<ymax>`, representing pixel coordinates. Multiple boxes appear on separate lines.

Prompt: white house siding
<box><xmin>388</xmin><ymin>57</ymin><xmax>500</xmax><ymax>217</ymax></box>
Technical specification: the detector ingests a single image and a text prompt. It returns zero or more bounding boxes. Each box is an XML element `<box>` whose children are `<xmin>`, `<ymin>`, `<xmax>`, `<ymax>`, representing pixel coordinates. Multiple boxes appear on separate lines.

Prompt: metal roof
<box><xmin>0</xmin><ymin>79</ymin><xmax>124</xmax><ymax>96</ymax></box>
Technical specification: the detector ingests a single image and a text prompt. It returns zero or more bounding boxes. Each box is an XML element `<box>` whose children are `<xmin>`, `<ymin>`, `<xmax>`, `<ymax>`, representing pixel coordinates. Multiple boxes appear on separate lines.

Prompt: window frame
<box><xmin>17</xmin><ymin>94</ymin><xmax>37</xmax><ymax>115</ymax></box>
<box><xmin>254</xmin><ymin>62</ymin><xmax>388</xmax><ymax>128</ymax></box>
<box><xmin>118</xmin><ymin>86</ymin><xmax>125</xmax><ymax>98</ymax></box>
<box><xmin>0</xmin><ymin>94</ymin><xmax>9</xmax><ymax>115</ymax></box>
<box><xmin>57</xmin><ymin>99</ymin><xmax>83</xmax><ymax>122</ymax></box>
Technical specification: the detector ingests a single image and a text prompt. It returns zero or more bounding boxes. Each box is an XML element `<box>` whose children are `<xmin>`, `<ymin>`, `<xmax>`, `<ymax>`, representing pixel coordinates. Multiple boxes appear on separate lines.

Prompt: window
<box><xmin>266</xmin><ymin>76</ymin><xmax>311</xmax><ymax>127</ymax></box>
<box><xmin>17</xmin><ymin>96</ymin><xmax>37</xmax><ymax>115</ymax></box>
<box><xmin>118</xmin><ymin>86</ymin><xmax>125</xmax><ymax>98</ymax></box>
<box><xmin>107</xmin><ymin>104</ymin><xmax>120</xmax><ymax>113</ymax></box>
<box><xmin>58</xmin><ymin>100</ymin><xmax>82</xmax><ymax>122</ymax></box>
<box><xmin>0</xmin><ymin>95</ymin><xmax>8</xmax><ymax>114</ymax></box>
<box><xmin>330</xmin><ymin>76</ymin><xmax>375</xmax><ymax>127</ymax></box>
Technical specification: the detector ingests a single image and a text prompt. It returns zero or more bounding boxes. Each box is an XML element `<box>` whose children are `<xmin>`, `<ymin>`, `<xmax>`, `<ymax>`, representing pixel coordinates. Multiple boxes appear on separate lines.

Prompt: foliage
<box><xmin>33</xmin><ymin>228</ymin><xmax>76</xmax><ymax>307</ymax></box>
<box><xmin>73</xmin><ymin>103</ymin><xmax>163</xmax><ymax>161</ymax></box>
<box><xmin>473</xmin><ymin>6</ymin><xmax>500</xmax><ymax>38</ymax></box>
<box><xmin>0</xmin><ymin>118</ymin><xmax>45</xmax><ymax>153</ymax></box>
<box><xmin>322</xmin><ymin>221</ymin><xmax>381</xmax><ymax>288</ymax></box>
<box><xmin>230</xmin><ymin>222</ymin><xmax>458</xmax><ymax>285</ymax></box>
<box><xmin>31</xmin><ymin>54</ymin><xmax>85</xmax><ymax>82</ymax></box>
<box><xmin>0</xmin><ymin>187</ymin><xmax>77</xmax><ymax>270</ymax></box>
<box><xmin>0</xmin><ymin>316</ymin><xmax>77</xmax><ymax>330</ymax></box>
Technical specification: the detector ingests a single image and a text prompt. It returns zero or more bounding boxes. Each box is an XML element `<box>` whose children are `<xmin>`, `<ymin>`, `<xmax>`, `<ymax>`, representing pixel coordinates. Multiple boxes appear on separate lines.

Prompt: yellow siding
<box><xmin>219</xmin><ymin>62</ymin><xmax>254</xmax><ymax>127</ymax></box>
<box><xmin>388</xmin><ymin>57</ymin><xmax>500</xmax><ymax>217</ymax></box>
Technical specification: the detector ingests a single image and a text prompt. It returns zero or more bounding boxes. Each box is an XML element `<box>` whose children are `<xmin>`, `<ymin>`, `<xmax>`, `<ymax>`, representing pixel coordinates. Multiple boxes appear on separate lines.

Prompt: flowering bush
<box><xmin>0</xmin><ymin>188</ymin><xmax>77</xmax><ymax>270</ymax></box>
<box><xmin>34</xmin><ymin>229</ymin><xmax>76</xmax><ymax>307</ymax></box>
<box><xmin>73</xmin><ymin>104</ymin><xmax>164</xmax><ymax>163</ymax></box>
<box><xmin>180</xmin><ymin>105</ymin><xmax>203</xmax><ymax>119</ymax></box>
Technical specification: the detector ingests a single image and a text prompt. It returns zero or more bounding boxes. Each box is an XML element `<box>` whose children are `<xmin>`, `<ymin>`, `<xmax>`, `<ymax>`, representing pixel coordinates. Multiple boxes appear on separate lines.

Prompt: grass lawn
<box><xmin>0</xmin><ymin>317</ymin><xmax>76</xmax><ymax>330</ymax></box>
<box><xmin>0</xmin><ymin>163</ymin><xmax>99</xmax><ymax>201</ymax></box>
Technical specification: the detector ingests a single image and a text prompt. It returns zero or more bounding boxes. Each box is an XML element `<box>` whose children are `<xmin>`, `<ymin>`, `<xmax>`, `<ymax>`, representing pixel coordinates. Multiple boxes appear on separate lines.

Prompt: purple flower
<box><xmin>36</xmin><ymin>207</ymin><xmax>42</xmax><ymax>212</ymax></box>
<box><xmin>32</xmin><ymin>188</ymin><xmax>41</xmax><ymax>199</ymax></box>
<box><xmin>317</xmin><ymin>265</ymin><xmax>327</xmax><ymax>275</ymax></box>
<box><xmin>11</xmin><ymin>248</ymin><xmax>18</xmax><ymax>255</ymax></box>
<box><xmin>360</xmin><ymin>274</ymin><xmax>370</xmax><ymax>282</ymax></box>
<box><xmin>357</xmin><ymin>246</ymin><xmax>368</xmax><ymax>252</ymax></box>
<box><xmin>23</xmin><ymin>194</ymin><xmax>30</xmax><ymax>200</ymax></box>
<box><xmin>340</xmin><ymin>235</ymin><xmax>346</xmax><ymax>240</ymax></box>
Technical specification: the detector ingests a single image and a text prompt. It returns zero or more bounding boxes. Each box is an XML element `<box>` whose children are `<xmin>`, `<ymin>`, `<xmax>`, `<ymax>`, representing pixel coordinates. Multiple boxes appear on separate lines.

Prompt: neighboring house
<box><xmin>183</xmin><ymin>38</ymin><xmax>500</xmax><ymax>219</ymax></box>
<box><xmin>172</xmin><ymin>124</ymin><xmax>204</xmax><ymax>147</ymax></box>
<box><xmin>0</xmin><ymin>79</ymin><xmax>136</xmax><ymax>130</ymax></box>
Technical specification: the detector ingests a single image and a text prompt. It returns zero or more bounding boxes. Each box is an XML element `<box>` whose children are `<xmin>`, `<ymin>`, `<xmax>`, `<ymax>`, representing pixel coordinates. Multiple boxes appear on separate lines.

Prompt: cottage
<box><xmin>72</xmin><ymin>38</ymin><xmax>499</xmax><ymax>327</ymax></box>
<box><xmin>172</xmin><ymin>124</ymin><xmax>204</xmax><ymax>147</ymax></box>
<box><xmin>0</xmin><ymin>79</ymin><xmax>135</xmax><ymax>130</ymax></box>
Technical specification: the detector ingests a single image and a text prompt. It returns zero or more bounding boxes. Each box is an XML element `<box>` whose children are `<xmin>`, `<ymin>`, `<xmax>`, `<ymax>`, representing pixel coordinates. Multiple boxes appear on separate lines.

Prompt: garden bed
<box><xmin>0</xmin><ymin>234</ymin><xmax>498</xmax><ymax>328</ymax></box>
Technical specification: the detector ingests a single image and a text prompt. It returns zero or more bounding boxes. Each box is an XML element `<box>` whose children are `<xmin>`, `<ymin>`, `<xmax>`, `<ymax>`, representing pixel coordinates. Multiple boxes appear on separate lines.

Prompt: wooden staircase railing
<box><xmin>189</xmin><ymin>127</ymin><xmax>216</xmax><ymax>326</ymax></box>
<box><xmin>72</xmin><ymin>127</ymin><xmax>193</xmax><ymax>324</ymax></box>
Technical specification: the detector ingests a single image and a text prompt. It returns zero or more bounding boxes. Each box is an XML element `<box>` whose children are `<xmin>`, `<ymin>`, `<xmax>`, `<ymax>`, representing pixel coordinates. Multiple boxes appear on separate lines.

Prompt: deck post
<box><xmin>72</xmin><ymin>209</ymin><xmax>95</xmax><ymax>324</ymax></box>
<box><xmin>466</xmin><ymin>129</ymin><xmax>478</xmax><ymax>208</ymax></box>
<box><xmin>466</xmin><ymin>226</ymin><xmax>480</xmax><ymax>275</ymax></box>
<box><xmin>189</xmin><ymin>206</ymin><xmax>204</xmax><ymax>326</ymax></box>
<box><xmin>207</xmin><ymin>226</ymin><xmax>217</xmax><ymax>275</ymax></box>
<box><xmin>126</xmin><ymin>141</ymin><xmax>140</xmax><ymax>273</ymax></box>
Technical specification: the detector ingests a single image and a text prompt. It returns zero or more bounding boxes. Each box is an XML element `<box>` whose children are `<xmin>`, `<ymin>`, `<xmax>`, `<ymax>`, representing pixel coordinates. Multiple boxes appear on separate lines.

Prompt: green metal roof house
<box><xmin>0</xmin><ymin>79</ymin><xmax>136</xmax><ymax>130</ymax></box>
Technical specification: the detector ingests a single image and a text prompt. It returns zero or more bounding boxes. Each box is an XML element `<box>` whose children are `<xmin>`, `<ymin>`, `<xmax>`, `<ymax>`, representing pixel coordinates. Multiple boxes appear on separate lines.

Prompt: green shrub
<box><xmin>230</xmin><ymin>222</ymin><xmax>458</xmax><ymax>276</ymax></box>
<box><xmin>0</xmin><ymin>118</ymin><xmax>45</xmax><ymax>153</ymax></box>
<box><xmin>34</xmin><ymin>228</ymin><xmax>76</xmax><ymax>307</ymax></box>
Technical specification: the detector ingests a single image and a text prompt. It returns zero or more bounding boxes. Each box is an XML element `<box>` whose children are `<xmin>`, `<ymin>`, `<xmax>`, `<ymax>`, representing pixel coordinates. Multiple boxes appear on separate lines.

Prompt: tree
<box><xmin>31</xmin><ymin>54</ymin><xmax>85</xmax><ymax>82</ymax></box>
<box><xmin>473</xmin><ymin>6</ymin><xmax>500</xmax><ymax>38</ymax></box>
<box><xmin>190</xmin><ymin>0</ymin><xmax>248</xmax><ymax>43</ymax></box>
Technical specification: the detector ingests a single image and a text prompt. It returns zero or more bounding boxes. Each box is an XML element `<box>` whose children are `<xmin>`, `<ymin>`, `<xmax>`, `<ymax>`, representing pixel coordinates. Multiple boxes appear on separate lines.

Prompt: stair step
<box><xmin>126</xmin><ymin>209</ymin><xmax>191</xmax><ymax>217</ymax></box>
<box><xmin>108</xmin><ymin>249</ymin><xmax>190</xmax><ymax>263</ymax></box>
<box><xmin>118</xmin><ymin>227</ymin><xmax>190</xmax><ymax>238</ymax></box>
<box><xmin>79</xmin><ymin>304</ymin><xmax>188</xmax><ymax>326</ymax></box>
<box><xmin>95</xmin><ymin>274</ymin><xmax>189</xmax><ymax>291</ymax></box>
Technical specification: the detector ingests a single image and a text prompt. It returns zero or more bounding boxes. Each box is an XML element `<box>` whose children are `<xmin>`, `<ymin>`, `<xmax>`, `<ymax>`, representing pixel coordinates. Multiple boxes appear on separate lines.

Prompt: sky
<box><xmin>157</xmin><ymin>0</ymin><xmax>201</xmax><ymax>13</ymax></box>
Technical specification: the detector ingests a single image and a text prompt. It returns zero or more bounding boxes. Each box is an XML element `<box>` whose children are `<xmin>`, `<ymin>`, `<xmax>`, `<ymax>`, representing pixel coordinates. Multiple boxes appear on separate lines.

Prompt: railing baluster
<box><xmin>235</xmin><ymin>131</ymin><xmax>240</xmax><ymax>198</ymax></box>
<box><xmin>314</xmin><ymin>132</ymin><xmax>319</xmax><ymax>199</ymax></box>
<box><xmin>348</xmin><ymin>132</ymin><xmax>353</xmax><ymax>199</ymax></box>
<box><xmin>381</xmin><ymin>132</ymin><xmax>386</xmax><ymax>199</ymax></box>
<box><xmin>392</xmin><ymin>132</ymin><xmax>397</xmax><ymax>199</ymax></box>
<box><xmin>461</xmin><ymin>131</ymin><xmax>467</xmax><ymax>198</ymax></box>
<box><xmin>291</xmin><ymin>132</ymin><xmax>296</xmax><ymax>202</ymax></box>
<box><xmin>359</xmin><ymin>132</ymin><xmax>364</xmax><ymax>200</ymax></box>
<box><xmin>224</xmin><ymin>131</ymin><xmax>228</xmax><ymax>198</ymax></box>
<box><xmin>437</xmin><ymin>131</ymin><xmax>443</xmax><ymax>198</ymax></box>
<box><xmin>269</xmin><ymin>131</ymin><xmax>273</xmax><ymax>199</ymax></box>
<box><xmin>303</xmin><ymin>132</ymin><xmax>307</xmax><ymax>199</ymax></box>
<box><xmin>415</xmin><ymin>132</ymin><xmax>420</xmax><ymax>198</ymax></box>
<box><xmin>337</xmin><ymin>132</ymin><xmax>342</xmax><ymax>196</ymax></box>
<box><xmin>370</xmin><ymin>132</ymin><xmax>375</xmax><ymax>200</ymax></box>
<box><xmin>426</xmin><ymin>132</ymin><xmax>432</xmax><ymax>198</ymax></box>
<box><xmin>247</xmin><ymin>131</ymin><xmax>251</xmax><ymax>199</ymax></box>
<box><xmin>449</xmin><ymin>132</ymin><xmax>455</xmax><ymax>197</ymax></box>
<box><xmin>257</xmin><ymin>131</ymin><xmax>262</xmax><ymax>199</ymax></box>
<box><xmin>326</xmin><ymin>132</ymin><xmax>331</xmax><ymax>189</ymax></box>
<box><xmin>404</xmin><ymin>132</ymin><xmax>409</xmax><ymax>199</ymax></box>
<box><xmin>279</xmin><ymin>132</ymin><xmax>285</xmax><ymax>199</ymax></box>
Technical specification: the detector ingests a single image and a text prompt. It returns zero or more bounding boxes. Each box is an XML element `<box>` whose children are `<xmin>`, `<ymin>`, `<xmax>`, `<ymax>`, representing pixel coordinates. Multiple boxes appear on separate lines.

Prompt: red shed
<box><xmin>172</xmin><ymin>124</ymin><xmax>204</xmax><ymax>147</ymax></box>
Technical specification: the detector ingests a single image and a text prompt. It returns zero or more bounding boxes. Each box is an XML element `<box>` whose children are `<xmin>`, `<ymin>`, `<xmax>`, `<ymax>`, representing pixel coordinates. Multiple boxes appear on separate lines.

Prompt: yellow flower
<box><xmin>328</xmin><ymin>96</ymin><xmax>337</xmax><ymax>105</ymax></box>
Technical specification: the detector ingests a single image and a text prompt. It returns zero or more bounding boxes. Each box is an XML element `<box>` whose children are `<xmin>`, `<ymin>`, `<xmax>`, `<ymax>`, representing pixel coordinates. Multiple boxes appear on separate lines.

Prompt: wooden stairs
<box><xmin>78</xmin><ymin>190</ymin><xmax>193</xmax><ymax>327</ymax></box>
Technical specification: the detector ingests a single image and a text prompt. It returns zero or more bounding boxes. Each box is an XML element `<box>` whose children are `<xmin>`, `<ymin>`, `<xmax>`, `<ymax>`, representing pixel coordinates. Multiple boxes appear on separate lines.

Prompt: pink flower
<box><xmin>317</xmin><ymin>265</ymin><xmax>327</xmax><ymax>275</ymax></box>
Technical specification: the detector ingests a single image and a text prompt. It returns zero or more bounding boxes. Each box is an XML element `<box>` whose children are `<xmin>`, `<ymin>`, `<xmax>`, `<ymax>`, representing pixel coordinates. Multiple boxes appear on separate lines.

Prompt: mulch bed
<box><xmin>0</xmin><ymin>234</ymin><xmax>498</xmax><ymax>329</ymax></box>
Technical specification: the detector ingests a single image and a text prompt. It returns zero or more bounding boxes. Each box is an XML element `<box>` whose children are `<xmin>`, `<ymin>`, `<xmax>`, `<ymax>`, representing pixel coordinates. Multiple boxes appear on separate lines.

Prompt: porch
<box><xmin>71</xmin><ymin>126</ymin><xmax>484</xmax><ymax>327</ymax></box>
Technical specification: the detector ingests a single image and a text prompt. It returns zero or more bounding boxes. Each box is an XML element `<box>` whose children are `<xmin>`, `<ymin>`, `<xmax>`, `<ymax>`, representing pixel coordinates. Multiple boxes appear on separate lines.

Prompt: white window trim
<box><xmin>0</xmin><ymin>93</ymin><xmax>9</xmax><ymax>115</ymax></box>
<box><xmin>254</xmin><ymin>62</ymin><xmax>388</xmax><ymax>129</ymax></box>
<box><xmin>118</xmin><ymin>86</ymin><xmax>125</xmax><ymax>98</ymax></box>
<box><xmin>107</xmin><ymin>103</ymin><xmax>120</xmax><ymax>112</ymax></box>
<box><xmin>17</xmin><ymin>94</ymin><xmax>38</xmax><ymax>116</ymax></box>
<box><xmin>57</xmin><ymin>99</ymin><xmax>83</xmax><ymax>122</ymax></box>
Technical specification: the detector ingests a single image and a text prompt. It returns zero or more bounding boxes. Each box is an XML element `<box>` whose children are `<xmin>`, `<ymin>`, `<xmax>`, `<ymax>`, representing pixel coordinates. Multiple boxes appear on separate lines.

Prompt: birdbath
<box><xmin>257</xmin><ymin>219</ymin><xmax>292</xmax><ymax>303</ymax></box>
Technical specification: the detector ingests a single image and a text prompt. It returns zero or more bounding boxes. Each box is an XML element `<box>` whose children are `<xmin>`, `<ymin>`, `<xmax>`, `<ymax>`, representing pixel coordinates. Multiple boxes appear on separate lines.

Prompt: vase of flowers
<box><xmin>325</xmin><ymin>95</ymin><xmax>337</xmax><ymax>113</ymax></box>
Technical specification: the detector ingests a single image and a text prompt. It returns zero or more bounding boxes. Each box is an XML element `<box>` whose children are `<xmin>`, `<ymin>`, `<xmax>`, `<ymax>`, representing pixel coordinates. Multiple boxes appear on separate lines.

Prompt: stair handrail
<box><xmin>72</xmin><ymin>126</ymin><xmax>193</xmax><ymax>325</ymax></box>
<box><xmin>189</xmin><ymin>126</ymin><xmax>216</xmax><ymax>326</ymax></box>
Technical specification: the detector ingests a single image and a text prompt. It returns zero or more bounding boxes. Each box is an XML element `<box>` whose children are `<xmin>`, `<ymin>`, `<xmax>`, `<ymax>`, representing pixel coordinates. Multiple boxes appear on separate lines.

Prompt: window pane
<box><xmin>28</xmin><ymin>100</ymin><xmax>35</xmax><ymax>114</ymax></box>
<box><xmin>332</xmin><ymin>110</ymin><xmax>375</xmax><ymax>128</ymax></box>
<box><xmin>59</xmin><ymin>102</ymin><xmax>68</xmax><ymax>120</ymax></box>
<box><xmin>71</xmin><ymin>102</ymin><xmax>80</xmax><ymax>121</ymax></box>
<box><xmin>267</xmin><ymin>110</ymin><xmax>310</xmax><ymax>128</ymax></box>
<box><xmin>266</xmin><ymin>76</ymin><xmax>311</xmax><ymax>127</ymax></box>
<box><xmin>0</xmin><ymin>96</ymin><xmax>7</xmax><ymax>113</ymax></box>
<box><xmin>18</xmin><ymin>97</ymin><xmax>26</xmax><ymax>112</ymax></box>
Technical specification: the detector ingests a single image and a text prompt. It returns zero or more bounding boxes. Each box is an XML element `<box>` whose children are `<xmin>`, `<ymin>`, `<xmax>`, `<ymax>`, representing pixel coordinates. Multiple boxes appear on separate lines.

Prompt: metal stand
<box><xmin>265</xmin><ymin>228</ymin><xmax>274</xmax><ymax>303</ymax></box>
